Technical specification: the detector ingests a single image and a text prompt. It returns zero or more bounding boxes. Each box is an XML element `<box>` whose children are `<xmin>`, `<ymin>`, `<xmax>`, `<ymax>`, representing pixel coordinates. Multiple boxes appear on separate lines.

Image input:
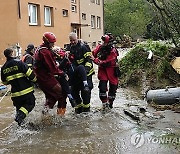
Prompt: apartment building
<box><xmin>0</xmin><ymin>0</ymin><xmax>104</xmax><ymax>64</ymax></box>
<box><xmin>0</xmin><ymin>0</ymin><xmax>71</xmax><ymax>64</ymax></box>
<box><xmin>69</xmin><ymin>0</ymin><xmax>81</xmax><ymax>39</ymax></box>
<box><xmin>80</xmin><ymin>0</ymin><xmax>104</xmax><ymax>48</ymax></box>
<box><xmin>69</xmin><ymin>0</ymin><xmax>104</xmax><ymax>48</ymax></box>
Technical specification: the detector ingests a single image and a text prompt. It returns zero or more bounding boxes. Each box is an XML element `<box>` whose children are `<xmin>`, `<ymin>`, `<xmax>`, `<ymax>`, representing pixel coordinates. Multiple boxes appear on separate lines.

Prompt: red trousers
<box><xmin>38</xmin><ymin>81</ymin><xmax>66</xmax><ymax>109</ymax></box>
<box><xmin>98</xmin><ymin>66</ymin><xmax>118</xmax><ymax>85</ymax></box>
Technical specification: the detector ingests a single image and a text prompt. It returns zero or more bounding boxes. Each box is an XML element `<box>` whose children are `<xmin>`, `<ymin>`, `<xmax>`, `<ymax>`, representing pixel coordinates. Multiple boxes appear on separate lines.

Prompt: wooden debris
<box><xmin>123</xmin><ymin>109</ymin><xmax>140</xmax><ymax>121</ymax></box>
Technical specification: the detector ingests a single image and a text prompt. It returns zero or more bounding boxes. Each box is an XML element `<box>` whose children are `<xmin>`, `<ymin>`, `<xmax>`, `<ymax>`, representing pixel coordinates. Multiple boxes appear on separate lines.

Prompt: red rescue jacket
<box><xmin>33</xmin><ymin>43</ymin><xmax>63</xmax><ymax>88</ymax></box>
<box><xmin>92</xmin><ymin>45</ymin><xmax>118</xmax><ymax>67</ymax></box>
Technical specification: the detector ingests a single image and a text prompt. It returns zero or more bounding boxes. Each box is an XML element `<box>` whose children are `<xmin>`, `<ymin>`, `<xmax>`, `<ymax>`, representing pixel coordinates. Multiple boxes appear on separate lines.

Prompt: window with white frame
<box><xmin>91</xmin><ymin>15</ymin><xmax>96</xmax><ymax>28</ymax></box>
<box><xmin>97</xmin><ymin>16</ymin><xmax>101</xmax><ymax>29</ymax></box>
<box><xmin>62</xmin><ymin>9</ymin><xmax>68</xmax><ymax>17</ymax></box>
<box><xmin>71</xmin><ymin>5</ymin><xmax>77</xmax><ymax>12</ymax></box>
<box><xmin>82</xmin><ymin>13</ymin><xmax>86</xmax><ymax>20</ymax></box>
<box><xmin>44</xmin><ymin>6</ymin><xmax>52</xmax><ymax>26</ymax></box>
<box><xmin>28</xmin><ymin>4</ymin><xmax>38</xmax><ymax>25</ymax></box>
<box><xmin>71</xmin><ymin>0</ymin><xmax>76</xmax><ymax>3</ymax></box>
<box><xmin>96</xmin><ymin>0</ymin><xmax>100</xmax><ymax>5</ymax></box>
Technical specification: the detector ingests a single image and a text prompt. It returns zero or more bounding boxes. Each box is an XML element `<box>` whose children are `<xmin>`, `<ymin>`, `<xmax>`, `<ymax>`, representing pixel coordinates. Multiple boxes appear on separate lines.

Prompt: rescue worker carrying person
<box><xmin>66</xmin><ymin>32</ymin><xmax>95</xmax><ymax>114</ymax></box>
<box><xmin>34</xmin><ymin>32</ymin><xmax>66</xmax><ymax>115</ymax></box>
<box><xmin>92</xmin><ymin>34</ymin><xmax>119</xmax><ymax>110</ymax></box>
<box><xmin>21</xmin><ymin>44</ymin><xmax>35</xmax><ymax>69</ymax></box>
<box><xmin>1</xmin><ymin>48</ymin><xmax>37</xmax><ymax>126</ymax></box>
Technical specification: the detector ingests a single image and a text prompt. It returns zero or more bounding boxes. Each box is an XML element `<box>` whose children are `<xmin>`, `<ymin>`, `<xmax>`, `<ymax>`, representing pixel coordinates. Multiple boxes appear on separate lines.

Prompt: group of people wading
<box><xmin>1</xmin><ymin>32</ymin><xmax>120</xmax><ymax>126</ymax></box>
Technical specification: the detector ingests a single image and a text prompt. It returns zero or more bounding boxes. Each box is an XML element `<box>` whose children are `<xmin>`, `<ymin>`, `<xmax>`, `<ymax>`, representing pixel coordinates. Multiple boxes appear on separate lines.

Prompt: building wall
<box><xmin>0</xmin><ymin>0</ymin><xmax>104</xmax><ymax>64</ymax></box>
<box><xmin>69</xmin><ymin>0</ymin><xmax>81</xmax><ymax>38</ymax></box>
<box><xmin>18</xmin><ymin>0</ymin><xmax>71</xmax><ymax>51</ymax></box>
<box><xmin>80</xmin><ymin>0</ymin><xmax>104</xmax><ymax>48</ymax></box>
<box><xmin>70</xmin><ymin>0</ymin><xmax>80</xmax><ymax>24</ymax></box>
<box><xmin>0</xmin><ymin>0</ymin><xmax>19</xmax><ymax>63</ymax></box>
<box><xmin>0</xmin><ymin>0</ymin><xmax>71</xmax><ymax>65</ymax></box>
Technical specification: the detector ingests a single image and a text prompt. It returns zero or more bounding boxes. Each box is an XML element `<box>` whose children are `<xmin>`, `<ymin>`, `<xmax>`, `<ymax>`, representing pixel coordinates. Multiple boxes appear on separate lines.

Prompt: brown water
<box><xmin>0</xmin><ymin>66</ymin><xmax>179</xmax><ymax>154</ymax></box>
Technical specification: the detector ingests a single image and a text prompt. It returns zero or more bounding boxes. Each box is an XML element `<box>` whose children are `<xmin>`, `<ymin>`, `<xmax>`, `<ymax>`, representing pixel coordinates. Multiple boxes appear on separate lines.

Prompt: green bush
<box><xmin>118</xmin><ymin>40</ymin><xmax>175</xmax><ymax>87</ymax></box>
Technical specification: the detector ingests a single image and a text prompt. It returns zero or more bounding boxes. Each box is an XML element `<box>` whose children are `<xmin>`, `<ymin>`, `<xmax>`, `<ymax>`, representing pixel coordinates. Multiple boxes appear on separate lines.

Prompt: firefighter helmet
<box><xmin>43</xmin><ymin>32</ymin><xmax>56</xmax><ymax>43</ymax></box>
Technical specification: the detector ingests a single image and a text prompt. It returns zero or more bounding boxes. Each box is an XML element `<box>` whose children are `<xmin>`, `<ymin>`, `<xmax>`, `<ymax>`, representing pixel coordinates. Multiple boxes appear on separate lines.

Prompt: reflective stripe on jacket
<box><xmin>1</xmin><ymin>57</ymin><xmax>36</xmax><ymax>98</ymax></box>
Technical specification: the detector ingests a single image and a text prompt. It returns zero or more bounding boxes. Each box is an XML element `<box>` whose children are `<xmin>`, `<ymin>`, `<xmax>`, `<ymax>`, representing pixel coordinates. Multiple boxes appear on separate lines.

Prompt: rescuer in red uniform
<box><xmin>92</xmin><ymin>34</ymin><xmax>119</xmax><ymax>109</ymax></box>
<box><xmin>33</xmin><ymin>32</ymin><xmax>65</xmax><ymax>115</ymax></box>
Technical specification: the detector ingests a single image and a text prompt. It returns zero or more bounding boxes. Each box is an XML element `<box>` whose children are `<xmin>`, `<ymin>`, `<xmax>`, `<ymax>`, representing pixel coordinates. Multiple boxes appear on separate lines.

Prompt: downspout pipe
<box><xmin>102</xmin><ymin>0</ymin><xmax>105</xmax><ymax>35</ymax></box>
<box><xmin>18</xmin><ymin>0</ymin><xmax>21</xmax><ymax>19</ymax></box>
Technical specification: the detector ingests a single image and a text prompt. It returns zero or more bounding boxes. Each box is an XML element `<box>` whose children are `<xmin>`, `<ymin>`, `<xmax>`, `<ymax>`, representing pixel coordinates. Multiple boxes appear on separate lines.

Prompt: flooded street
<box><xmin>0</xmin><ymin>65</ymin><xmax>179</xmax><ymax>154</ymax></box>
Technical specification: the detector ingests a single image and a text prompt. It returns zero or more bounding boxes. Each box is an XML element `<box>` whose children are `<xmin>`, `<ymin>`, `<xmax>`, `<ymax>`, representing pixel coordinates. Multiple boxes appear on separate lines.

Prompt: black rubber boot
<box><xmin>109</xmin><ymin>103</ymin><xmax>113</xmax><ymax>109</ymax></box>
<box><xmin>69</xmin><ymin>98</ymin><xmax>77</xmax><ymax>108</ymax></box>
<box><xmin>15</xmin><ymin>110</ymin><xmax>26</xmax><ymax>126</ymax></box>
<box><xmin>82</xmin><ymin>107</ymin><xmax>90</xmax><ymax>112</ymax></box>
<box><xmin>83</xmin><ymin>85</ymin><xmax>90</xmax><ymax>93</ymax></box>
<box><xmin>75</xmin><ymin>106</ymin><xmax>83</xmax><ymax>114</ymax></box>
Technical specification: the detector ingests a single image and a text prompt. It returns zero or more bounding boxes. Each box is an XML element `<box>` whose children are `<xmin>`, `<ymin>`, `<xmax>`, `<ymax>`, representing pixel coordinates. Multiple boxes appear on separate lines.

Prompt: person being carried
<box><xmin>92</xmin><ymin>34</ymin><xmax>119</xmax><ymax>110</ymax></box>
<box><xmin>1</xmin><ymin>48</ymin><xmax>37</xmax><ymax>126</ymax></box>
<box><xmin>52</xmin><ymin>46</ymin><xmax>77</xmax><ymax>108</ymax></box>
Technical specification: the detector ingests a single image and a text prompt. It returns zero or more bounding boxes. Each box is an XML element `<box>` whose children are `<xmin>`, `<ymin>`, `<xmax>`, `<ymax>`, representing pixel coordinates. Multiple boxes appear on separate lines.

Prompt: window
<box><xmin>91</xmin><ymin>0</ymin><xmax>95</xmax><ymax>3</ymax></box>
<box><xmin>71</xmin><ymin>5</ymin><xmax>77</xmax><ymax>12</ymax></box>
<box><xmin>97</xmin><ymin>16</ymin><xmax>101</xmax><ymax>29</ymax></box>
<box><xmin>71</xmin><ymin>0</ymin><xmax>76</xmax><ymax>3</ymax></box>
<box><xmin>91</xmin><ymin>15</ymin><xmax>96</xmax><ymax>29</ymax></box>
<box><xmin>62</xmin><ymin>9</ymin><xmax>68</xmax><ymax>17</ymax></box>
<box><xmin>44</xmin><ymin>6</ymin><xmax>52</xmax><ymax>26</ymax></box>
<box><xmin>28</xmin><ymin>4</ymin><xmax>38</xmax><ymax>25</ymax></box>
<box><xmin>82</xmin><ymin>13</ymin><xmax>86</xmax><ymax>20</ymax></box>
<box><xmin>96</xmin><ymin>0</ymin><xmax>100</xmax><ymax>5</ymax></box>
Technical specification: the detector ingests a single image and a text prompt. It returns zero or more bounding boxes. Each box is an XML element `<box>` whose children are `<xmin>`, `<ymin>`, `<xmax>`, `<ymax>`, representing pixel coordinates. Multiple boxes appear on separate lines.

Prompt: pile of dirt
<box><xmin>118</xmin><ymin>41</ymin><xmax>180</xmax><ymax>110</ymax></box>
<box><xmin>118</xmin><ymin>40</ymin><xmax>180</xmax><ymax>89</ymax></box>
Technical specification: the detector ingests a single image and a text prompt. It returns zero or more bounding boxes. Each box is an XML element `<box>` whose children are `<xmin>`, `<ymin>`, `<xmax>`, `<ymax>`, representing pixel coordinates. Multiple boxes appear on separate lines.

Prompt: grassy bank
<box><xmin>118</xmin><ymin>40</ymin><xmax>180</xmax><ymax>89</ymax></box>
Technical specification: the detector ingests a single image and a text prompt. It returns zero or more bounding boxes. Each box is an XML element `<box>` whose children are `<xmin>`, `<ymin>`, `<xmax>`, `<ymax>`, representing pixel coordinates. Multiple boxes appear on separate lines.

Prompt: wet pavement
<box><xmin>0</xmin><ymin>65</ymin><xmax>179</xmax><ymax>154</ymax></box>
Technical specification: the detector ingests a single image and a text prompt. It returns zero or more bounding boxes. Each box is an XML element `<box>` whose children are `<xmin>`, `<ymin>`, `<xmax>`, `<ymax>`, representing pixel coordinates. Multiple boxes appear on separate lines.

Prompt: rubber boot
<box><xmin>102</xmin><ymin>102</ymin><xmax>110</xmax><ymax>112</ymax></box>
<box><xmin>75</xmin><ymin>104</ymin><xmax>83</xmax><ymax>114</ymax></box>
<box><xmin>82</xmin><ymin>106</ymin><xmax>90</xmax><ymax>112</ymax></box>
<box><xmin>83</xmin><ymin>84</ymin><xmax>90</xmax><ymax>93</ymax></box>
<box><xmin>15</xmin><ymin>110</ymin><xmax>26</xmax><ymax>126</ymax></box>
<box><xmin>57</xmin><ymin>108</ymin><xmax>66</xmax><ymax>116</ymax></box>
<box><xmin>109</xmin><ymin>102</ymin><xmax>113</xmax><ymax>109</ymax></box>
<box><xmin>69</xmin><ymin>98</ymin><xmax>77</xmax><ymax>108</ymax></box>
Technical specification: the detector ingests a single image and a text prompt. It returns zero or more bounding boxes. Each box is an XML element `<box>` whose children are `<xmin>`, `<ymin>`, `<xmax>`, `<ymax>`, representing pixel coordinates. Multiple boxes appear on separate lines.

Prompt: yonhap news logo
<box><xmin>131</xmin><ymin>133</ymin><xmax>180</xmax><ymax>148</ymax></box>
<box><xmin>131</xmin><ymin>133</ymin><xmax>145</xmax><ymax>148</ymax></box>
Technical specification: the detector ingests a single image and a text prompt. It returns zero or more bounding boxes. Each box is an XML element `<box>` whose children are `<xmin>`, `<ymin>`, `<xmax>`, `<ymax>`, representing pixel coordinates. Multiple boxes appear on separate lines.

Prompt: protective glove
<box><xmin>93</xmin><ymin>58</ymin><xmax>101</xmax><ymax>65</ymax></box>
<box><xmin>58</xmin><ymin>70</ymin><xmax>65</xmax><ymax>77</ymax></box>
<box><xmin>99</xmin><ymin>61</ymin><xmax>111</xmax><ymax>67</ymax></box>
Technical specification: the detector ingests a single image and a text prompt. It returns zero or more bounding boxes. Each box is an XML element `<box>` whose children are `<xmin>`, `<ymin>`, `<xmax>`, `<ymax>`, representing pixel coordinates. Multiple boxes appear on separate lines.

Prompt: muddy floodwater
<box><xmin>0</xmin><ymin>65</ymin><xmax>179</xmax><ymax>154</ymax></box>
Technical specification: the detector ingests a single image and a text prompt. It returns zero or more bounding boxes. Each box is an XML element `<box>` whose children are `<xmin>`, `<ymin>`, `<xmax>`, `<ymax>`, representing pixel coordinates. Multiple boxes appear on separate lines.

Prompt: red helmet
<box><xmin>101</xmin><ymin>35</ymin><xmax>110</xmax><ymax>43</ymax></box>
<box><xmin>43</xmin><ymin>32</ymin><xmax>56</xmax><ymax>43</ymax></box>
